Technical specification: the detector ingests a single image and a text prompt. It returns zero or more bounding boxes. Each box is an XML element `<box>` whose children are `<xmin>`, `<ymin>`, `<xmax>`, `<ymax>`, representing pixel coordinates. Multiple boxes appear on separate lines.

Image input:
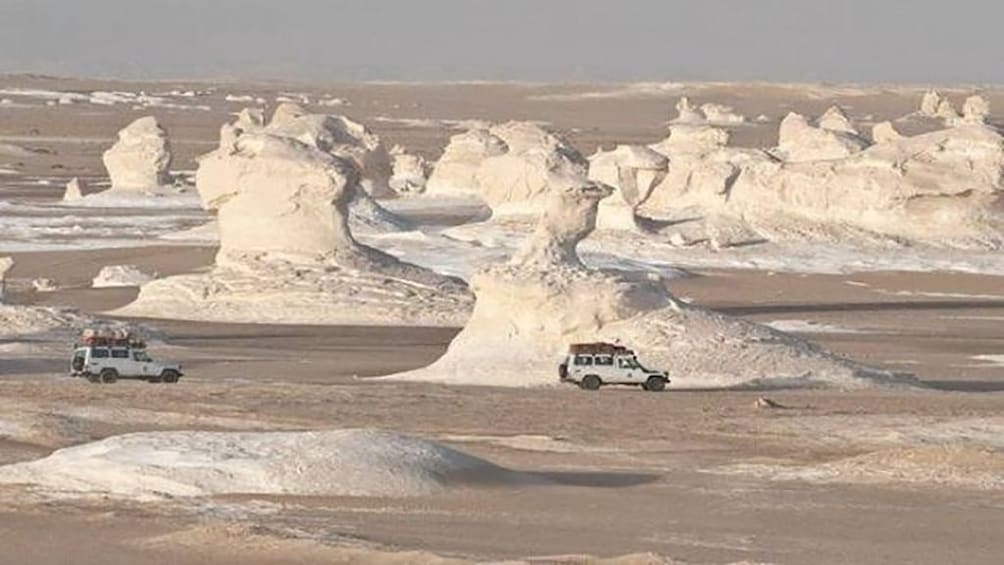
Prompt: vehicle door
<box><xmin>110</xmin><ymin>347</ymin><xmax>134</xmax><ymax>376</ymax></box>
<box><xmin>88</xmin><ymin>347</ymin><xmax>110</xmax><ymax>373</ymax></box>
<box><xmin>616</xmin><ymin>356</ymin><xmax>638</xmax><ymax>382</ymax></box>
<box><xmin>594</xmin><ymin>355</ymin><xmax>617</xmax><ymax>382</ymax></box>
<box><xmin>571</xmin><ymin>354</ymin><xmax>594</xmax><ymax>379</ymax></box>
<box><xmin>132</xmin><ymin>350</ymin><xmax>155</xmax><ymax>376</ymax></box>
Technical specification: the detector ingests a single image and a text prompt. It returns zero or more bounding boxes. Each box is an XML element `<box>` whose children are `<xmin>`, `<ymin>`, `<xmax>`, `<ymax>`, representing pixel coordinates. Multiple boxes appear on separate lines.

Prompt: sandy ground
<box><xmin>1</xmin><ymin>76</ymin><xmax>1003</xmax><ymax>564</ymax></box>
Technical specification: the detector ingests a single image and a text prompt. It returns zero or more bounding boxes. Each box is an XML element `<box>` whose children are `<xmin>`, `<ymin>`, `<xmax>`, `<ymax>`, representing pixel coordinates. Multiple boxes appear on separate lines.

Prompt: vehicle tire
<box><xmin>98</xmin><ymin>368</ymin><xmax>118</xmax><ymax>384</ymax></box>
<box><xmin>161</xmin><ymin>369</ymin><xmax>180</xmax><ymax>383</ymax></box>
<box><xmin>644</xmin><ymin>376</ymin><xmax>667</xmax><ymax>392</ymax></box>
<box><xmin>580</xmin><ymin>375</ymin><xmax>602</xmax><ymax>391</ymax></box>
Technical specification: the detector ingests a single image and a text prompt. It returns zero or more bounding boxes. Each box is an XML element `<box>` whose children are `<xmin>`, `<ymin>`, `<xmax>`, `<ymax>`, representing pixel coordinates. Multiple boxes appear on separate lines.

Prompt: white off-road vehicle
<box><xmin>559</xmin><ymin>342</ymin><xmax>668</xmax><ymax>391</ymax></box>
<box><xmin>69</xmin><ymin>328</ymin><xmax>182</xmax><ymax>384</ymax></box>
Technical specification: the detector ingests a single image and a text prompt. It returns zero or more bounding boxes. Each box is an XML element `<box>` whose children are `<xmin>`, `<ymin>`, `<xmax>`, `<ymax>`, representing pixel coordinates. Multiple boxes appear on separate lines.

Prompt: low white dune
<box><xmin>0</xmin><ymin>429</ymin><xmax>522</xmax><ymax>501</ymax></box>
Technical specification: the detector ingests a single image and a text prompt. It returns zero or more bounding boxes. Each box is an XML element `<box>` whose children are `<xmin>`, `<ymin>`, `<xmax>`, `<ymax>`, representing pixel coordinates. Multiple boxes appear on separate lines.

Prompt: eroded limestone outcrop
<box><xmin>116</xmin><ymin>116</ymin><xmax>470</xmax><ymax>325</ymax></box>
<box><xmin>102</xmin><ymin>116</ymin><xmax>172</xmax><ymax>191</ymax></box>
<box><xmin>390</xmin><ymin>176</ymin><xmax>897</xmax><ymax>388</ymax></box>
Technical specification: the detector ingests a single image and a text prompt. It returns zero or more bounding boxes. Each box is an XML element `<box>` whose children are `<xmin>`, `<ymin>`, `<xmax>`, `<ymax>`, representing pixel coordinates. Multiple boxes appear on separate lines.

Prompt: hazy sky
<box><xmin>0</xmin><ymin>0</ymin><xmax>1001</xmax><ymax>84</ymax></box>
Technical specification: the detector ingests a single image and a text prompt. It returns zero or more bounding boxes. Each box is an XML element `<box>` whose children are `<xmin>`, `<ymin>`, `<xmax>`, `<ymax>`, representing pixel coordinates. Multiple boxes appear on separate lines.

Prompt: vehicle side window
<box><xmin>617</xmin><ymin>358</ymin><xmax>631</xmax><ymax>368</ymax></box>
<box><xmin>574</xmin><ymin>355</ymin><xmax>593</xmax><ymax>366</ymax></box>
<box><xmin>133</xmin><ymin>351</ymin><xmax>151</xmax><ymax>362</ymax></box>
<box><xmin>111</xmin><ymin>349</ymin><xmax>129</xmax><ymax>359</ymax></box>
<box><xmin>595</xmin><ymin>356</ymin><xmax>613</xmax><ymax>366</ymax></box>
<box><xmin>91</xmin><ymin>348</ymin><xmax>109</xmax><ymax>359</ymax></box>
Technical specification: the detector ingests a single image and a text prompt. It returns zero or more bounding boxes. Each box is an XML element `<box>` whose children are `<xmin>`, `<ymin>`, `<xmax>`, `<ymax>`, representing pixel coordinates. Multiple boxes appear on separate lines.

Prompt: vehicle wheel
<box><xmin>580</xmin><ymin>375</ymin><xmax>602</xmax><ymax>391</ymax></box>
<box><xmin>644</xmin><ymin>376</ymin><xmax>667</xmax><ymax>392</ymax></box>
<box><xmin>98</xmin><ymin>368</ymin><xmax>118</xmax><ymax>384</ymax></box>
<box><xmin>161</xmin><ymin>369</ymin><xmax>180</xmax><ymax>383</ymax></box>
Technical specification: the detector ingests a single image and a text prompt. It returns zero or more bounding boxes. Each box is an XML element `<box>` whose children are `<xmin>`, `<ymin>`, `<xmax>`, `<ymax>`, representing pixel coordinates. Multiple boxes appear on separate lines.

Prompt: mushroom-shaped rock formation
<box><xmin>263</xmin><ymin>103</ymin><xmax>395</xmax><ymax>198</ymax></box>
<box><xmin>775</xmin><ymin>112</ymin><xmax>868</xmax><ymax>162</ymax></box>
<box><xmin>588</xmin><ymin>145</ymin><xmax>668</xmax><ymax>231</ymax></box>
<box><xmin>389</xmin><ymin>176</ymin><xmax>898</xmax><ymax>388</ymax></box>
<box><xmin>115</xmin><ymin>131</ymin><xmax>471</xmax><ymax>325</ymax></box>
<box><xmin>208</xmin><ymin>106</ymin><xmax>408</xmax><ymax>233</ymax></box>
<box><xmin>425</xmin><ymin>129</ymin><xmax>508</xmax><ymax>196</ymax></box>
<box><xmin>102</xmin><ymin>116</ymin><xmax>172</xmax><ymax>191</ymax></box>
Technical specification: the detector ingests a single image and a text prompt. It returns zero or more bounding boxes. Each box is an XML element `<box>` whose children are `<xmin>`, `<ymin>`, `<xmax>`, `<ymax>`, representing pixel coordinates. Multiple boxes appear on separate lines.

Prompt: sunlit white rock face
<box><xmin>102</xmin><ymin>116</ymin><xmax>172</xmax><ymax>191</ymax></box>
<box><xmin>642</xmin><ymin>102</ymin><xmax>1004</xmax><ymax>250</ymax></box>
<box><xmin>425</xmin><ymin>129</ymin><xmax>508</xmax><ymax>196</ymax></box>
<box><xmin>117</xmin><ymin>110</ymin><xmax>471</xmax><ymax>326</ymax></box>
<box><xmin>588</xmin><ymin>145</ymin><xmax>668</xmax><ymax>231</ymax></box>
<box><xmin>391</xmin><ymin>175</ymin><xmax>896</xmax><ymax>389</ymax></box>
<box><xmin>424</xmin><ymin>121</ymin><xmax>588</xmax><ymax>216</ymax></box>
<box><xmin>389</xmin><ymin>145</ymin><xmax>430</xmax><ymax>193</ymax></box>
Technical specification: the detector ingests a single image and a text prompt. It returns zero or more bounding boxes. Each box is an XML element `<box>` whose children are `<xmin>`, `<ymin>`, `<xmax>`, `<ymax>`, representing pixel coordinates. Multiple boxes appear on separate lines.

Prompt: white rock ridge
<box><xmin>101</xmin><ymin>116</ymin><xmax>172</xmax><ymax>191</ymax></box>
<box><xmin>390</xmin><ymin>176</ymin><xmax>898</xmax><ymax>388</ymax></box>
<box><xmin>116</xmin><ymin>115</ymin><xmax>471</xmax><ymax>325</ymax></box>
<box><xmin>775</xmin><ymin>112</ymin><xmax>868</xmax><ymax>162</ymax></box>
<box><xmin>643</xmin><ymin>122</ymin><xmax>1004</xmax><ymax>249</ymax></box>
<box><xmin>0</xmin><ymin>429</ymin><xmax>522</xmax><ymax>501</ymax></box>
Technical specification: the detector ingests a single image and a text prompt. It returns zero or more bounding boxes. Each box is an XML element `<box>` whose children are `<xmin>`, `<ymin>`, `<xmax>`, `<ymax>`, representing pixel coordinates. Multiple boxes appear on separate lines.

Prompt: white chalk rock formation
<box><xmin>92</xmin><ymin>265</ymin><xmax>155</xmax><ymax>288</ymax></box>
<box><xmin>62</xmin><ymin>178</ymin><xmax>86</xmax><ymax>201</ymax></box>
<box><xmin>391</xmin><ymin>177</ymin><xmax>895</xmax><ymax>388</ymax></box>
<box><xmin>936</xmin><ymin>98</ymin><xmax>961</xmax><ymax>123</ymax></box>
<box><xmin>102</xmin><ymin>116</ymin><xmax>172</xmax><ymax>191</ymax></box>
<box><xmin>425</xmin><ymin>129</ymin><xmax>508</xmax><ymax>196</ymax></box>
<box><xmin>0</xmin><ymin>429</ymin><xmax>521</xmax><ymax>500</ymax></box>
<box><xmin>117</xmin><ymin>127</ymin><xmax>470</xmax><ymax>325</ymax></box>
<box><xmin>962</xmin><ymin>95</ymin><xmax>991</xmax><ymax>125</ymax></box>
<box><xmin>920</xmin><ymin>90</ymin><xmax>944</xmax><ymax>117</ymax></box>
<box><xmin>871</xmin><ymin>121</ymin><xmax>903</xmax><ymax>144</ymax></box>
<box><xmin>671</xmin><ymin>96</ymin><xmax>703</xmax><ymax>123</ymax></box>
<box><xmin>645</xmin><ymin>124</ymin><xmax>1004</xmax><ymax>249</ymax></box>
<box><xmin>264</xmin><ymin>103</ymin><xmax>395</xmax><ymax>198</ymax></box>
<box><xmin>473</xmin><ymin>122</ymin><xmax>589</xmax><ymax>217</ymax></box>
<box><xmin>214</xmin><ymin>105</ymin><xmax>408</xmax><ymax>233</ymax></box>
<box><xmin>775</xmin><ymin>112</ymin><xmax>868</xmax><ymax>162</ymax></box>
<box><xmin>389</xmin><ymin>145</ymin><xmax>430</xmax><ymax>193</ymax></box>
<box><xmin>817</xmin><ymin>106</ymin><xmax>857</xmax><ymax>134</ymax></box>
<box><xmin>588</xmin><ymin>145</ymin><xmax>668</xmax><ymax>230</ymax></box>
<box><xmin>700</xmin><ymin>103</ymin><xmax>746</xmax><ymax>125</ymax></box>
<box><xmin>644</xmin><ymin>124</ymin><xmax>771</xmax><ymax>229</ymax></box>
<box><xmin>0</xmin><ymin>257</ymin><xmax>12</xmax><ymax>302</ymax></box>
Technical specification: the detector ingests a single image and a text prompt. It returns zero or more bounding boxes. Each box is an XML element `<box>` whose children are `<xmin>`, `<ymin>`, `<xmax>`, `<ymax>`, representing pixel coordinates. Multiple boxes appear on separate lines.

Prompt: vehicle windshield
<box><xmin>133</xmin><ymin>351</ymin><xmax>152</xmax><ymax>362</ymax></box>
<box><xmin>628</xmin><ymin>356</ymin><xmax>654</xmax><ymax>371</ymax></box>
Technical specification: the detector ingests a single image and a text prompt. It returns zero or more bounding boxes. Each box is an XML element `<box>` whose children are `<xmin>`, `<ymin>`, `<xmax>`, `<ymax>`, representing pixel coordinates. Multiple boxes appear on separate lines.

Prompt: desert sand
<box><xmin>1</xmin><ymin>76</ymin><xmax>1003</xmax><ymax>564</ymax></box>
